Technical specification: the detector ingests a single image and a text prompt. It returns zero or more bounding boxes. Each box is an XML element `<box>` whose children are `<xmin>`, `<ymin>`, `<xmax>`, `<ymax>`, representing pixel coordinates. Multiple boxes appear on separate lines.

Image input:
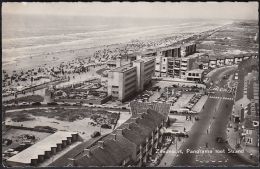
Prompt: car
<box><xmin>47</xmin><ymin>102</ymin><xmax>58</xmax><ymax>106</ymax></box>
<box><xmin>101</xmin><ymin>124</ymin><xmax>112</xmax><ymax>129</ymax></box>
<box><xmin>216</xmin><ymin>137</ymin><xmax>227</xmax><ymax>143</ymax></box>
<box><xmin>31</xmin><ymin>102</ymin><xmax>41</xmax><ymax>106</ymax></box>
<box><xmin>91</xmin><ymin>131</ymin><xmax>101</xmax><ymax>138</ymax></box>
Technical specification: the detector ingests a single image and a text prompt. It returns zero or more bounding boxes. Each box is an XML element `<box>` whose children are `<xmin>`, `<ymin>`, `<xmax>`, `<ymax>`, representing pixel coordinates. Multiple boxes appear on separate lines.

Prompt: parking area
<box><xmin>2</xmin><ymin>129</ymin><xmax>51</xmax><ymax>161</ymax></box>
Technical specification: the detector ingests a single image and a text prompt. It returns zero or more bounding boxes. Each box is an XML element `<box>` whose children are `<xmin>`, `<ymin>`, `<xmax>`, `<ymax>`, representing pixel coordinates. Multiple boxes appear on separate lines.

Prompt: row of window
<box><xmin>188</xmin><ymin>73</ymin><xmax>200</xmax><ymax>77</ymax></box>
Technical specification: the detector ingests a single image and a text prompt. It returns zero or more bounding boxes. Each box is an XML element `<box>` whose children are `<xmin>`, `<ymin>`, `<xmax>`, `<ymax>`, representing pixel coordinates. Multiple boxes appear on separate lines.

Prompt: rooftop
<box><xmin>110</xmin><ymin>63</ymin><xmax>133</xmax><ymax>73</ymax></box>
<box><xmin>7</xmin><ymin>131</ymin><xmax>78</xmax><ymax>165</ymax></box>
<box><xmin>73</xmin><ymin>108</ymin><xmax>165</xmax><ymax>167</ymax></box>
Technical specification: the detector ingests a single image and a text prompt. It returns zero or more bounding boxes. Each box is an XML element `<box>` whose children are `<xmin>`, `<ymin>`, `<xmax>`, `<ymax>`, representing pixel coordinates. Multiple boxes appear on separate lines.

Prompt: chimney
<box><xmin>98</xmin><ymin>141</ymin><xmax>104</xmax><ymax>149</ymax></box>
<box><xmin>111</xmin><ymin>133</ymin><xmax>116</xmax><ymax>141</ymax></box>
<box><xmin>84</xmin><ymin>148</ymin><xmax>91</xmax><ymax>157</ymax></box>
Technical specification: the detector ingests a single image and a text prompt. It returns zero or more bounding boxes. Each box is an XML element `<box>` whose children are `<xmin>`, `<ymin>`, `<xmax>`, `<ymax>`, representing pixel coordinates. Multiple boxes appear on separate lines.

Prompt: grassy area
<box><xmin>4</xmin><ymin>95</ymin><xmax>44</xmax><ymax>104</ymax></box>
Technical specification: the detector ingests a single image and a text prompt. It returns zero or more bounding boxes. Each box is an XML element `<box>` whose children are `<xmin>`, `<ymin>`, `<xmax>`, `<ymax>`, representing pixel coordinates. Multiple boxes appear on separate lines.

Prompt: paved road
<box><xmin>171</xmin><ymin>66</ymin><xmax>256</xmax><ymax>166</ymax></box>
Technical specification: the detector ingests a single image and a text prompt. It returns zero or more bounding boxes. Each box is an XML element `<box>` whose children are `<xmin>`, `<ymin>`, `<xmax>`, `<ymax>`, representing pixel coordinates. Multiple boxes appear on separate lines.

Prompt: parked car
<box><xmin>101</xmin><ymin>124</ymin><xmax>112</xmax><ymax>129</ymax></box>
<box><xmin>31</xmin><ymin>102</ymin><xmax>41</xmax><ymax>106</ymax></box>
<box><xmin>47</xmin><ymin>102</ymin><xmax>58</xmax><ymax>106</ymax></box>
<box><xmin>91</xmin><ymin>131</ymin><xmax>101</xmax><ymax>138</ymax></box>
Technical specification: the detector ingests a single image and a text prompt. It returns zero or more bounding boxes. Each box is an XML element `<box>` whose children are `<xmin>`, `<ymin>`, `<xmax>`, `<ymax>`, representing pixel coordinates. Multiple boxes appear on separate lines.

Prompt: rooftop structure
<box><xmin>7</xmin><ymin>131</ymin><xmax>79</xmax><ymax>167</ymax></box>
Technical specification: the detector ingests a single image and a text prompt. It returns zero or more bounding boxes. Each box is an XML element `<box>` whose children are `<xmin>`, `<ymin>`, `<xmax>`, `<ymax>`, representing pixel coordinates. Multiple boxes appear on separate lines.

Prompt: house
<box><xmin>216</xmin><ymin>58</ymin><xmax>225</xmax><ymax>67</ymax></box>
<box><xmin>209</xmin><ymin>58</ymin><xmax>217</xmax><ymax>68</ymax></box>
<box><xmin>234</xmin><ymin>55</ymin><xmax>243</xmax><ymax>64</ymax></box>
<box><xmin>225</xmin><ymin>57</ymin><xmax>234</xmax><ymax>65</ymax></box>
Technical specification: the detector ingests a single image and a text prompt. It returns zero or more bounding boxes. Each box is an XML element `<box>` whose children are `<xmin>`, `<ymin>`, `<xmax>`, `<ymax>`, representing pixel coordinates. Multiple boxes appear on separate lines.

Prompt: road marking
<box><xmin>218</xmin><ymin>161</ymin><xmax>222</xmax><ymax>163</ymax></box>
<box><xmin>211</xmin><ymin>161</ymin><xmax>215</xmax><ymax>163</ymax></box>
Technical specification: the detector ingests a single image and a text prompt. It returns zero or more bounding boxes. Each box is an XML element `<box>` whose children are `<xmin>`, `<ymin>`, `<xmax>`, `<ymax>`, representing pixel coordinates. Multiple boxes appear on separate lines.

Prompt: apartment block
<box><xmin>107</xmin><ymin>58</ymin><xmax>155</xmax><ymax>101</ymax></box>
<box><xmin>181</xmin><ymin>43</ymin><xmax>196</xmax><ymax>57</ymax></box>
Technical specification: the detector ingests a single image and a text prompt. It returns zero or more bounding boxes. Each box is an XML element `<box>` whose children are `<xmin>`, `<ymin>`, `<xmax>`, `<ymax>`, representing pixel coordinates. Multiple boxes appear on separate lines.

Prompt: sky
<box><xmin>2</xmin><ymin>2</ymin><xmax>259</xmax><ymax>20</ymax></box>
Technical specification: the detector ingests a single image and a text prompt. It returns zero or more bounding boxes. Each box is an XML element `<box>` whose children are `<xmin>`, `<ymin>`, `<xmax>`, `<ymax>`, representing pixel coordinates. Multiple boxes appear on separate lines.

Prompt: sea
<box><xmin>2</xmin><ymin>14</ymin><xmax>233</xmax><ymax>67</ymax></box>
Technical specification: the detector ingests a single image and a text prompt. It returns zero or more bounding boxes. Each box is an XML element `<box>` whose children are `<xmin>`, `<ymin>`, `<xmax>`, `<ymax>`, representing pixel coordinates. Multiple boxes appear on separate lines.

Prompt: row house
<box><xmin>70</xmin><ymin>108</ymin><xmax>167</xmax><ymax>167</ymax></box>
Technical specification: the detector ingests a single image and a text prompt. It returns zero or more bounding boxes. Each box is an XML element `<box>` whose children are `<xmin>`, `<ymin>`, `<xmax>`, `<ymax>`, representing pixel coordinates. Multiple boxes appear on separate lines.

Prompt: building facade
<box><xmin>108</xmin><ymin>58</ymin><xmax>155</xmax><ymax>101</ymax></box>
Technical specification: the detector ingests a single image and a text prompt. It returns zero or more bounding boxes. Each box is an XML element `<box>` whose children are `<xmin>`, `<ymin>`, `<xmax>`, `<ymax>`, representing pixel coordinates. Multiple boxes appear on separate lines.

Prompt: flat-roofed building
<box><xmin>183</xmin><ymin>69</ymin><xmax>204</xmax><ymax>82</ymax></box>
<box><xmin>216</xmin><ymin>58</ymin><xmax>225</xmax><ymax>67</ymax></box>
<box><xmin>209</xmin><ymin>58</ymin><xmax>217</xmax><ymax>68</ymax></box>
<box><xmin>155</xmin><ymin>56</ymin><xmax>168</xmax><ymax>77</ymax></box>
<box><xmin>234</xmin><ymin>55</ymin><xmax>243</xmax><ymax>64</ymax></box>
<box><xmin>107</xmin><ymin>64</ymin><xmax>138</xmax><ymax>101</ymax></box>
<box><xmin>133</xmin><ymin>57</ymin><xmax>155</xmax><ymax>91</ymax></box>
<box><xmin>6</xmin><ymin>131</ymin><xmax>80</xmax><ymax>167</ymax></box>
<box><xmin>108</xmin><ymin>58</ymin><xmax>155</xmax><ymax>101</ymax></box>
<box><xmin>181</xmin><ymin>43</ymin><xmax>196</xmax><ymax>57</ymax></box>
<box><xmin>225</xmin><ymin>57</ymin><xmax>234</xmax><ymax>65</ymax></box>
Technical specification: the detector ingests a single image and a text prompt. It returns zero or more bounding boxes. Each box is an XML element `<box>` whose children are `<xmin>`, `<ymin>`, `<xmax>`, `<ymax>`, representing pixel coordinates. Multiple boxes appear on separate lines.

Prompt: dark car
<box><xmin>216</xmin><ymin>137</ymin><xmax>227</xmax><ymax>143</ymax></box>
<box><xmin>175</xmin><ymin>132</ymin><xmax>189</xmax><ymax>138</ymax></box>
<box><xmin>32</xmin><ymin>102</ymin><xmax>41</xmax><ymax>106</ymax></box>
<box><xmin>101</xmin><ymin>124</ymin><xmax>112</xmax><ymax>129</ymax></box>
<box><xmin>91</xmin><ymin>131</ymin><xmax>101</xmax><ymax>138</ymax></box>
<box><xmin>47</xmin><ymin>102</ymin><xmax>58</xmax><ymax>106</ymax></box>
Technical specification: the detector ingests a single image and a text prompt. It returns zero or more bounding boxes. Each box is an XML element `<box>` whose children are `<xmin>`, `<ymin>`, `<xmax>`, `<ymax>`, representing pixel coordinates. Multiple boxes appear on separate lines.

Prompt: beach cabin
<box><xmin>224</xmin><ymin>57</ymin><xmax>234</xmax><ymax>65</ymax></box>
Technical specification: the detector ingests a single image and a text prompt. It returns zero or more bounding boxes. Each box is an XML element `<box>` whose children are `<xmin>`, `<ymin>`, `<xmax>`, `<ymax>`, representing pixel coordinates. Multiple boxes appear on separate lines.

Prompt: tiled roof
<box><xmin>129</xmin><ymin>101</ymin><xmax>170</xmax><ymax>120</ymax></box>
<box><xmin>73</xmin><ymin>108</ymin><xmax>165</xmax><ymax>167</ymax></box>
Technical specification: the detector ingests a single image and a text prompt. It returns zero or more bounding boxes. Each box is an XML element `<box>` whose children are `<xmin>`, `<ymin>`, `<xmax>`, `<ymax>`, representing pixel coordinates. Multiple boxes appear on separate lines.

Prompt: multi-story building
<box><xmin>182</xmin><ymin>69</ymin><xmax>204</xmax><ymax>82</ymax></box>
<box><xmin>180</xmin><ymin>43</ymin><xmax>196</xmax><ymax>57</ymax></box>
<box><xmin>107</xmin><ymin>64</ymin><xmax>138</xmax><ymax>102</ymax></box>
<box><xmin>155</xmin><ymin>56</ymin><xmax>168</xmax><ymax>77</ymax></box>
<box><xmin>107</xmin><ymin>58</ymin><xmax>155</xmax><ymax>101</ymax></box>
<box><xmin>133</xmin><ymin>58</ymin><xmax>156</xmax><ymax>92</ymax></box>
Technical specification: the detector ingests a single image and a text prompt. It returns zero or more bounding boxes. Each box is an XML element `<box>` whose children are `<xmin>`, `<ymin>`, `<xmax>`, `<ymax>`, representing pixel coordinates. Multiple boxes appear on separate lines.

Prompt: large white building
<box><xmin>107</xmin><ymin>58</ymin><xmax>155</xmax><ymax>101</ymax></box>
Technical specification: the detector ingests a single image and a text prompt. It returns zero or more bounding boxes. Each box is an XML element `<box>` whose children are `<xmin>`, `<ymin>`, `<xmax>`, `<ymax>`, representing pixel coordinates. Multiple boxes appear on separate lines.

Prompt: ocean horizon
<box><xmin>2</xmin><ymin>14</ymin><xmax>233</xmax><ymax>66</ymax></box>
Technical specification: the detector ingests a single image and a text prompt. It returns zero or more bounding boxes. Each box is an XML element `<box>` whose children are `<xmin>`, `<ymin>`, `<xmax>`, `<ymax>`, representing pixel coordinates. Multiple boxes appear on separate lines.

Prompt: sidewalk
<box><xmin>226</xmin><ymin>120</ymin><xmax>259</xmax><ymax>164</ymax></box>
<box><xmin>157</xmin><ymin>115</ymin><xmax>195</xmax><ymax>167</ymax></box>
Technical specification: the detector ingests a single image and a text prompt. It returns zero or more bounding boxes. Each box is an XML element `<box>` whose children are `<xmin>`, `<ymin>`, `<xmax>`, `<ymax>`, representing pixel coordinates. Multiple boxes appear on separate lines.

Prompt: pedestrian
<box><xmin>165</xmin><ymin>162</ymin><xmax>167</xmax><ymax>166</ymax></box>
<box><xmin>206</xmin><ymin>142</ymin><xmax>208</xmax><ymax>148</ymax></box>
<box><xmin>207</xmin><ymin>129</ymin><xmax>209</xmax><ymax>134</ymax></box>
<box><xmin>186</xmin><ymin>116</ymin><xmax>188</xmax><ymax>121</ymax></box>
<box><xmin>184</xmin><ymin>127</ymin><xmax>186</xmax><ymax>132</ymax></box>
<box><xmin>189</xmin><ymin>116</ymin><xmax>192</xmax><ymax>121</ymax></box>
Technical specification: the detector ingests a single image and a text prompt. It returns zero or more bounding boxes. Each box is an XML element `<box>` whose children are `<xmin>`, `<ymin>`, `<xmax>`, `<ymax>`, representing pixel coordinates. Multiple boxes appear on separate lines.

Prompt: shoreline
<box><xmin>2</xmin><ymin>23</ymin><xmax>231</xmax><ymax>75</ymax></box>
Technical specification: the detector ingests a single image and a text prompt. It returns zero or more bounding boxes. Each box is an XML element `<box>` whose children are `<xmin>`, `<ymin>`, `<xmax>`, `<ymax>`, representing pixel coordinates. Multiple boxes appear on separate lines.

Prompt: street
<box><xmin>171</xmin><ymin>66</ymin><xmax>256</xmax><ymax>166</ymax></box>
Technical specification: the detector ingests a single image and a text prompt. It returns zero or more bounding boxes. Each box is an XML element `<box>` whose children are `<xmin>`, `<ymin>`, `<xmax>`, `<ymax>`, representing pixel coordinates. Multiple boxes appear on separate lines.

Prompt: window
<box><xmin>183</xmin><ymin>72</ymin><xmax>185</xmax><ymax>75</ymax></box>
<box><xmin>188</xmin><ymin>73</ymin><xmax>191</xmax><ymax>76</ymax></box>
<box><xmin>196</xmin><ymin>73</ymin><xmax>199</xmax><ymax>77</ymax></box>
<box><xmin>192</xmin><ymin>73</ymin><xmax>195</xmax><ymax>76</ymax></box>
<box><xmin>246</xmin><ymin>130</ymin><xmax>252</xmax><ymax>134</ymax></box>
<box><xmin>246</xmin><ymin>138</ymin><xmax>252</xmax><ymax>144</ymax></box>
<box><xmin>163</xmin><ymin>67</ymin><xmax>166</xmax><ymax>70</ymax></box>
<box><xmin>112</xmin><ymin>85</ymin><xmax>119</xmax><ymax>88</ymax></box>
